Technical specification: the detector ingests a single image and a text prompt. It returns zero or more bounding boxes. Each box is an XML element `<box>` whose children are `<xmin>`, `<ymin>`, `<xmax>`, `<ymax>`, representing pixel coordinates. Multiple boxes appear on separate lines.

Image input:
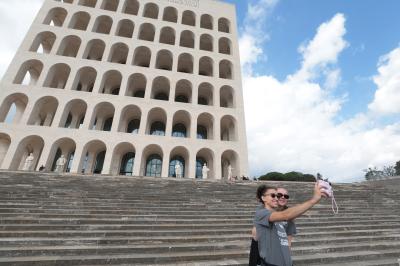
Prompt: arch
<box><xmin>218</xmin><ymin>17</ymin><xmax>230</xmax><ymax>33</ymax></box>
<box><xmin>163</xmin><ymin>6</ymin><xmax>177</xmax><ymax>23</ymax></box>
<box><xmin>72</xmin><ymin>66</ymin><xmax>97</xmax><ymax>92</ymax></box>
<box><xmin>13</xmin><ymin>59</ymin><xmax>43</xmax><ymax>85</ymax></box>
<box><xmin>172</xmin><ymin>110</ymin><xmax>190</xmax><ymax>138</ymax></box>
<box><xmin>79</xmin><ymin>140</ymin><xmax>107</xmax><ymax>174</ymax></box>
<box><xmin>108</xmin><ymin>43</ymin><xmax>129</xmax><ymax>64</ymax></box>
<box><xmin>111</xmin><ymin>142</ymin><xmax>136</xmax><ymax>175</ymax></box>
<box><xmin>100</xmin><ymin>70</ymin><xmax>122</xmax><ymax>95</ymax></box>
<box><xmin>198</xmin><ymin>82</ymin><xmax>213</xmax><ymax>106</ymax></box>
<box><xmin>138</xmin><ymin>23</ymin><xmax>155</xmax><ymax>41</ymax></box>
<box><xmin>221</xmin><ymin>150</ymin><xmax>239</xmax><ymax>180</ymax></box>
<box><xmin>159</xmin><ymin>27</ymin><xmax>175</xmax><ymax>45</ymax></box>
<box><xmin>175</xmin><ymin>79</ymin><xmax>192</xmax><ymax>103</ymax></box>
<box><xmin>92</xmin><ymin>15</ymin><xmax>113</xmax><ymax>34</ymax></box>
<box><xmin>220</xmin><ymin>85</ymin><xmax>235</xmax><ymax>108</ymax></box>
<box><xmin>182</xmin><ymin>10</ymin><xmax>195</xmax><ymax>26</ymax></box>
<box><xmin>78</xmin><ymin>0</ymin><xmax>97</xmax><ymax>8</ymax></box>
<box><xmin>169</xmin><ymin>146</ymin><xmax>189</xmax><ymax>178</ymax></box>
<box><xmin>43</xmin><ymin>7</ymin><xmax>67</xmax><ymax>27</ymax></box>
<box><xmin>219</xmin><ymin>37</ymin><xmax>231</xmax><ymax>55</ymax></box>
<box><xmin>57</xmin><ymin>35</ymin><xmax>81</xmax><ymax>57</ymax></box>
<box><xmin>30</xmin><ymin>31</ymin><xmax>56</xmax><ymax>54</ymax></box>
<box><xmin>199</xmin><ymin>56</ymin><xmax>213</xmax><ymax>77</ymax></box>
<box><xmin>200</xmin><ymin>14</ymin><xmax>213</xmax><ymax>30</ymax></box>
<box><xmin>126</xmin><ymin>73</ymin><xmax>146</xmax><ymax>98</ymax></box>
<box><xmin>116</xmin><ymin>19</ymin><xmax>134</xmax><ymax>38</ymax></box>
<box><xmin>196</xmin><ymin>148</ymin><xmax>214</xmax><ymax>179</ymax></box>
<box><xmin>177</xmin><ymin>53</ymin><xmax>193</xmax><ymax>74</ymax></box>
<box><xmin>143</xmin><ymin>2</ymin><xmax>159</xmax><ymax>19</ymax></box>
<box><xmin>219</xmin><ymin>60</ymin><xmax>233</xmax><ymax>79</ymax></box>
<box><xmin>82</xmin><ymin>39</ymin><xmax>105</xmax><ymax>61</ymax></box>
<box><xmin>68</xmin><ymin>11</ymin><xmax>90</xmax><ymax>31</ymax></box>
<box><xmin>0</xmin><ymin>93</ymin><xmax>28</xmax><ymax>124</ymax></box>
<box><xmin>180</xmin><ymin>30</ymin><xmax>194</xmax><ymax>48</ymax></box>
<box><xmin>141</xmin><ymin>144</ymin><xmax>163</xmax><ymax>177</ymax></box>
<box><xmin>43</xmin><ymin>63</ymin><xmax>71</xmax><ymax>89</ymax></box>
<box><xmin>146</xmin><ymin>107</ymin><xmax>167</xmax><ymax>136</ymax></box>
<box><xmin>9</xmin><ymin>135</ymin><xmax>44</xmax><ymax>171</ymax></box>
<box><xmin>200</xmin><ymin>34</ymin><xmax>213</xmax><ymax>52</ymax></box>
<box><xmin>89</xmin><ymin>102</ymin><xmax>115</xmax><ymax>131</ymax></box>
<box><xmin>59</xmin><ymin>99</ymin><xmax>87</xmax><ymax>128</ymax></box>
<box><xmin>101</xmin><ymin>0</ymin><xmax>119</xmax><ymax>11</ymax></box>
<box><xmin>46</xmin><ymin>138</ymin><xmax>76</xmax><ymax>172</ymax></box>
<box><xmin>155</xmin><ymin>50</ymin><xmax>173</xmax><ymax>71</ymax></box>
<box><xmin>151</xmin><ymin>76</ymin><xmax>170</xmax><ymax>101</ymax></box>
<box><xmin>122</xmin><ymin>0</ymin><xmax>139</xmax><ymax>15</ymax></box>
<box><xmin>27</xmin><ymin>96</ymin><xmax>58</xmax><ymax>126</ymax></box>
<box><xmin>117</xmin><ymin>104</ymin><xmax>141</xmax><ymax>134</ymax></box>
<box><xmin>220</xmin><ymin>115</ymin><xmax>237</xmax><ymax>141</ymax></box>
<box><xmin>132</xmin><ymin>46</ymin><xmax>151</xmax><ymax>67</ymax></box>
<box><xmin>0</xmin><ymin>133</ymin><xmax>11</xmax><ymax>168</ymax></box>
<box><xmin>197</xmin><ymin>112</ymin><xmax>214</xmax><ymax>140</ymax></box>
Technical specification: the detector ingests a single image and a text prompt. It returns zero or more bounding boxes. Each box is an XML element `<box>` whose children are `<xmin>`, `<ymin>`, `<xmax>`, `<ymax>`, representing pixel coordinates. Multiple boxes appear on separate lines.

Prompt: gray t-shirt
<box><xmin>254</xmin><ymin>208</ymin><xmax>293</xmax><ymax>266</ymax></box>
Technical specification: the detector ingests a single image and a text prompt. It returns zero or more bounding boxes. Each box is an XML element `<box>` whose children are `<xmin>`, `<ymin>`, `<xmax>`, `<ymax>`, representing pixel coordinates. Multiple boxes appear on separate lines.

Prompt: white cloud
<box><xmin>368</xmin><ymin>46</ymin><xmax>400</xmax><ymax>114</ymax></box>
<box><xmin>241</xmin><ymin>8</ymin><xmax>400</xmax><ymax>182</ymax></box>
<box><xmin>0</xmin><ymin>0</ymin><xmax>43</xmax><ymax>79</ymax></box>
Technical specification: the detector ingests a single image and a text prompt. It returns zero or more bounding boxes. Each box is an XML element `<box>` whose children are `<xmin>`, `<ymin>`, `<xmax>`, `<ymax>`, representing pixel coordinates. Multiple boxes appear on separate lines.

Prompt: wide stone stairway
<box><xmin>0</xmin><ymin>171</ymin><xmax>399</xmax><ymax>266</ymax></box>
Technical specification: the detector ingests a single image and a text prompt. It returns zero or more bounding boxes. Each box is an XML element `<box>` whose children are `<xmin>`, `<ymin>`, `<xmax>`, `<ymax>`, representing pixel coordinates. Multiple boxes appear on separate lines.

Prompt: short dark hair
<box><xmin>256</xmin><ymin>184</ymin><xmax>276</xmax><ymax>203</ymax></box>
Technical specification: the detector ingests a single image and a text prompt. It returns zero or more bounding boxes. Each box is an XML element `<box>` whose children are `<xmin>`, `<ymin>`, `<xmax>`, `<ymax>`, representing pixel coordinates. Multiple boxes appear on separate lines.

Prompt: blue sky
<box><xmin>1</xmin><ymin>0</ymin><xmax>400</xmax><ymax>182</ymax></box>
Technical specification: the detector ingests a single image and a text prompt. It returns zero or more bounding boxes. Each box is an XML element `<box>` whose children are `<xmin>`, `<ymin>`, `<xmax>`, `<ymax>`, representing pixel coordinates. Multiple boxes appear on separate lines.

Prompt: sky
<box><xmin>1</xmin><ymin>0</ymin><xmax>400</xmax><ymax>182</ymax></box>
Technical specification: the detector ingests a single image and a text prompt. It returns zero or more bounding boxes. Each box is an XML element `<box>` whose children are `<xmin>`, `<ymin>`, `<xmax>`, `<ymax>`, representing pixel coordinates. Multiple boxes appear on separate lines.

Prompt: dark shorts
<box><xmin>249</xmin><ymin>238</ymin><xmax>261</xmax><ymax>266</ymax></box>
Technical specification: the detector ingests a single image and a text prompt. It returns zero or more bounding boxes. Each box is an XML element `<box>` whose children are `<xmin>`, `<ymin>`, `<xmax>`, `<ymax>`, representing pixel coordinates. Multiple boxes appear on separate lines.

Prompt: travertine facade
<box><xmin>0</xmin><ymin>0</ymin><xmax>248</xmax><ymax>179</ymax></box>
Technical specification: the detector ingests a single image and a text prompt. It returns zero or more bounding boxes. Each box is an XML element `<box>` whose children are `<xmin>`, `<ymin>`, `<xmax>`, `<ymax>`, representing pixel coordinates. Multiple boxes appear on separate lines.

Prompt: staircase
<box><xmin>0</xmin><ymin>171</ymin><xmax>399</xmax><ymax>265</ymax></box>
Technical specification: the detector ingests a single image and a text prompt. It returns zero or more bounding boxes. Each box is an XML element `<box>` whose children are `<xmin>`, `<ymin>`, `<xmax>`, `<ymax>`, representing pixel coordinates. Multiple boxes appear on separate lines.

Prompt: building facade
<box><xmin>0</xmin><ymin>0</ymin><xmax>248</xmax><ymax>179</ymax></box>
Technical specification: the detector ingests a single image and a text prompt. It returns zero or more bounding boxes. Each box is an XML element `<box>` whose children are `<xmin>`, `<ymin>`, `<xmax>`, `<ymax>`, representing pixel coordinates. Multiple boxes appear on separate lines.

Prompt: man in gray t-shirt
<box><xmin>253</xmin><ymin>183</ymin><xmax>326</xmax><ymax>266</ymax></box>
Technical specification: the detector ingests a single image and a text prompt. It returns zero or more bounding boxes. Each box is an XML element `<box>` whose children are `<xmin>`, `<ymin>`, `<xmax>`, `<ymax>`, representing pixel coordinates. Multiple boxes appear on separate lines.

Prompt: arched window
<box><xmin>200</xmin><ymin>34</ymin><xmax>213</xmax><ymax>52</ymax></box>
<box><xmin>0</xmin><ymin>94</ymin><xmax>28</xmax><ymax>124</ymax></box>
<box><xmin>43</xmin><ymin>63</ymin><xmax>71</xmax><ymax>89</ymax></box>
<box><xmin>138</xmin><ymin>23</ymin><xmax>155</xmax><ymax>41</ymax></box>
<box><xmin>200</xmin><ymin>14</ymin><xmax>213</xmax><ymax>30</ymax></box>
<box><xmin>127</xmin><ymin>119</ymin><xmax>140</xmax><ymax>134</ymax></box>
<box><xmin>150</xmin><ymin>121</ymin><xmax>165</xmax><ymax>136</ymax></box>
<box><xmin>198</xmin><ymin>82</ymin><xmax>213</xmax><ymax>106</ymax></box>
<box><xmin>120</xmin><ymin>152</ymin><xmax>135</xmax><ymax>175</ymax></box>
<box><xmin>90</xmin><ymin>103</ymin><xmax>115</xmax><ymax>131</ymax></box>
<box><xmin>219</xmin><ymin>60</ymin><xmax>233</xmax><ymax>79</ymax></box>
<box><xmin>30</xmin><ymin>32</ymin><xmax>56</xmax><ymax>54</ymax></box>
<box><xmin>126</xmin><ymin>73</ymin><xmax>146</xmax><ymax>98</ymax></box>
<box><xmin>159</xmin><ymin>27</ymin><xmax>175</xmax><ymax>45</ymax></box>
<box><xmin>175</xmin><ymin>79</ymin><xmax>192</xmax><ymax>103</ymax></box>
<box><xmin>57</xmin><ymin>35</ymin><xmax>81</xmax><ymax>57</ymax></box>
<box><xmin>199</xmin><ymin>57</ymin><xmax>213</xmax><ymax>77</ymax></box>
<box><xmin>145</xmin><ymin>154</ymin><xmax>162</xmax><ymax>177</ymax></box>
<box><xmin>177</xmin><ymin>53</ymin><xmax>193</xmax><ymax>74</ymax></box>
<box><xmin>132</xmin><ymin>46</ymin><xmax>151</xmax><ymax>67</ymax></box>
<box><xmin>155</xmin><ymin>50</ymin><xmax>173</xmax><ymax>71</ymax></box>
<box><xmin>108</xmin><ymin>43</ymin><xmax>129</xmax><ymax>64</ymax></box>
<box><xmin>27</xmin><ymin>96</ymin><xmax>58</xmax><ymax>126</ymax></box>
<box><xmin>220</xmin><ymin>85</ymin><xmax>235</xmax><ymax>108</ymax></box>
<box><xmin>116</xmin><ymin>19</ymin><xmax>134</xmax><ymax>38</ymax></box>
<box><xmin>218</xmin><ymin>17</ymin><xmax>230</xmax><ymax>33</ymax></box>
<box><xmin>101</xmin><ymin>0</ymin><xmax>119</xmax><ymax>11</ymax></box>
<box><xmin>196</xmin><ymin>157</ymin><xmax>206</xmax><ymax>178</ymax></box>
<box><xmin>172</xmin><ymin>123</ymin><xmax>186</xmax><ymax>138</ymax></box>
<box><xmin>68</xmin><ymin>12</ymin><xmax>90</xmax><ymax>31</ymax></box>
<box><xmin>182</xmin><ymin>10</ymin><xmax>195</xmax><ymax>26</ymax></box>
<box><xmin>197</xmin><ymin>125</ymin><xmax>207</xmax><ymax>139</ymax></box>
<box><xmin>151</xmin><ymin>76</ymin><xmax>170</xmax><ymax>101</ymax></box>
<box><xmin>122</xmin><ymin>0</ymin><xmax>139</xmax><ymax>15</ymax></box>
<box><xmin>43</xmin><ymin>7</ymin><xmax>67</xmax><ymax>27</ymax></box>
<box><xmin>180</xmin><ymin>30</ymin><xmax>194</xmax><ymax>48</ymax></box>
<box><xmin>92</xmin><ymin>15</ymin><xmax>113</xmax><ymax>34</ymax></box>
<box><xmin>169</xmin><ymin>156</ymin><xmax>185</xmax><ymax>177</ymax></box>
<box><xmin>13</xmin><ymin>60</ymin><xmax>43</xmax><ymax>85</ymax></box>
<box><xmin>83</xmin><ymin>39</ymin><xmax>105</xmax><ymax>61</ymax></box>
<box><xmin>220</xmin><ymin>115</ymin><xmax>236</xmax><ymax>141</ymax></box>
<box><xmin>219</xmin><ymin>37</ymin><xmax>231</xmax><ymax>55</ymax></box>
<box><xmin>163</xmin><ymin>6</ymin><xmax>177</xmax><ymax>23</ymax></box>
<box><xmin>100</xmin><ymin>70</ymin><xmax>122</xmax><ymax>95</ymax></box>
<box><xmin>78</xmin><ymin>0</ymin><xmax>97</xmax><ymax>8</ymax></box>
<box><xmin>143</xmin><ymin>3</ymin><xmax>159</xmax><ymax>19</ymax></box>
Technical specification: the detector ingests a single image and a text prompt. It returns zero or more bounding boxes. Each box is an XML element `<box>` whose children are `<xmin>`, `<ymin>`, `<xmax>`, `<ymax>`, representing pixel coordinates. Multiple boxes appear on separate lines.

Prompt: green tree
<box><xmin>395</xmin><ymin>161</ymin><xmax>400</xmax><ymax>176</ymax></box>
<box><xmin>259</xmin><ymin>172</ymin><xmax>284</xmax><ymax>181</ymax></box>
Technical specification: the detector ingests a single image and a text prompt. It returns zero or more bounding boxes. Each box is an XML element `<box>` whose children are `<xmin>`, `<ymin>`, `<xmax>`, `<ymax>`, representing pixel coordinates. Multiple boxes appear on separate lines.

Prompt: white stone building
<box><xmin>0</xmin><ymin>0</ymin><xmax>248</xmax><ymax>179</ymax></box>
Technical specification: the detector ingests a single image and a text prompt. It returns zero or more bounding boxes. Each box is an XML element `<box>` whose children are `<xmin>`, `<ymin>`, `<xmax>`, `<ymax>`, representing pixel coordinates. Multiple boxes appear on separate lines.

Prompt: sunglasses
<box><xmin>277</xmin><ymin>193</ymin><xmax>290</xmax><ymax>199</ymax></box>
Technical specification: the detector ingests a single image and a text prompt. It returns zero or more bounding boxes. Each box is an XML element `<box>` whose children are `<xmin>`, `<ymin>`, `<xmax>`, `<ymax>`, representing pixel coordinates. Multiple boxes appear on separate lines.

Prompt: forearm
<box><xmin>281</xmin><ymin>197</ymin><xmax>319</xmax><ymax>221</ymax></box>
